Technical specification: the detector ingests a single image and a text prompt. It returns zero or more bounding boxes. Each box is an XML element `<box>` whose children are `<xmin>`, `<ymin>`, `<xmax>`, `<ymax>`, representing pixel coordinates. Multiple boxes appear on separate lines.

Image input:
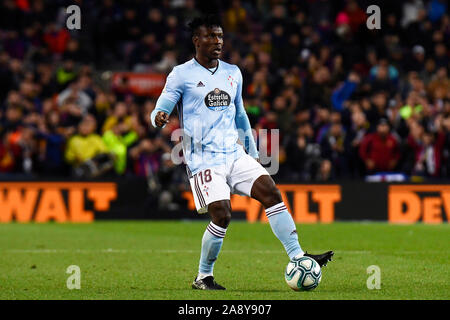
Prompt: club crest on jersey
<box><xmin>204</xmin><ymin>88</ymin><xmax>231</xmax><ymax>111</ymax></box>
<box><xmin>203</xmin><ymin>185</ymin><xmax>209</xmax><ymax>197</ymax></box>
<box><xmin>227</xmin><ymin>75</ymin><xmax>237</xmax><ymax>88</ymax></box>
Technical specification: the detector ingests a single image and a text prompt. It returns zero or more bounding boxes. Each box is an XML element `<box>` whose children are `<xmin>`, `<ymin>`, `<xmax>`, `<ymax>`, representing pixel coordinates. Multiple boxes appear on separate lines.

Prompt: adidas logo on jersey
<box><xmin>197</xmin><ymin>81</ymin><xmax>205</xmax><ymax>87</ymax></box>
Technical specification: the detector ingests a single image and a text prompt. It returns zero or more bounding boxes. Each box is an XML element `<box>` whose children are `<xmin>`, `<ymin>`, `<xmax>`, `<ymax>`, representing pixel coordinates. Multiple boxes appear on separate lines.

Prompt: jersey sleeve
<box><xmin>151</xmin><ymin>67</ymin><xmax>183</xmax><ymax>128</ymax></box>
<box><xmin>234</xmin><ymin>67</ymin><xmax>259</xmax><ymax>158</ymax></box>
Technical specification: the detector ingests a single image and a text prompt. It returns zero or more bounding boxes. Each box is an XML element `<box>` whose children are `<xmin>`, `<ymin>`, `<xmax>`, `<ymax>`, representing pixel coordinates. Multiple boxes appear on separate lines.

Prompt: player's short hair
<box><xmin>188</xmin><ymin>14</ymin><xmax>223</xmax><ymax>37</ymax></box>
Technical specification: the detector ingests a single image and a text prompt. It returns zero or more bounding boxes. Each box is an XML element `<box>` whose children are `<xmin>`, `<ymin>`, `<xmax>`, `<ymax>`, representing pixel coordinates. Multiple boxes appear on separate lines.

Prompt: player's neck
<box><xmin>195</xmin><ymin>55</ymin><xmax>218</xmax><ymax>69</ymax></box>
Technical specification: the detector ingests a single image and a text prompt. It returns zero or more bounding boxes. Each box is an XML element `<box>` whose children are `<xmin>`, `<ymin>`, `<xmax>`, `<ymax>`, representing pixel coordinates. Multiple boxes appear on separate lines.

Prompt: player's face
<box><xmin>194</xmin><ymin>26</ymin><xmax>224</xmax><ymax>60</ymax></box>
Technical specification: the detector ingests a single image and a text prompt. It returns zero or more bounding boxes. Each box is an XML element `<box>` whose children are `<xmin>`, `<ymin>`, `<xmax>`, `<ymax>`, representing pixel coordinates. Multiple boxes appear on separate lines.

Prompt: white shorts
<box><xmin>188</xmin><ymin>154</ymin><xmax>269</xmax><ymax>213</ymax></box>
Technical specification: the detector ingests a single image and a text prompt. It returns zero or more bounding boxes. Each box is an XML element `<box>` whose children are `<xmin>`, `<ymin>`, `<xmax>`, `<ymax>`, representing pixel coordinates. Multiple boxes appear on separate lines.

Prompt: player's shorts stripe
<box><xmin>194</xmin><ymin>174</ymin><xmax>206</xmax><ymax>208</ymax></box>
<box><xmin>193</xmin><ymin>174</ymin><xmax>204</xmax><ymax>207</ymax></box>
<box><xmin>196</xmin><ymin>174</ymin><xmax>206</xmax><ymax>207</ymax></box>
<box><xmin>186</xmin><ymin>165</ymin><xmax>192</xmax><ymax>179</ymax></box>
<box><xmin>206</xmin><ymin>225</ymin><xmax>225</xmax><ymax>238</ymax></box>
<box><xmin>192</xmin><ymin>173</ymin><xmax>200</xmax><ymax>205</ymax></box>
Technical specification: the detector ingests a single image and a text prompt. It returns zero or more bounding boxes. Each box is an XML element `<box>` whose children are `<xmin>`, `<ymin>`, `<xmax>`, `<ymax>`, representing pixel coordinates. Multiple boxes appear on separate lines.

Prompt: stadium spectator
<box><xmin>0</xmin><ymin>0</ymin><xmax>449</xmax><ymax>184</ymax></box>
<box><xmin>359</xmin><ymin>118</ymin><xmax>401</xmax><ymax>173</ymax></box>
<box><xmin>55</xmin><ymin>59</ymin><xmax>77</xmax><ymax>90</ymax></box>
<box><xmin>340</xmin><ymin>0</ymin><xmax>367</xmax><ymax>33</ymax></box>
<box><xmin>331</xmin><ymin>72</ymin><xmax>360</xmax><ymax>111</ymax></box>
<box><xmin>345</xmin><ymin>109</ymin><xmax>370</xmax><ymax>177</ymax></box>
<box><xmin>35</xmin><ymin>110</ymin><xmax>67</xmax><ymax>175</ymax></box>
<box><xmin>286</xmin><ymin>122</ymin><xmax>328</xmax><ymax>181</ymax></box>
<box><xmin>65</xmin><ymin>115</ymin><xmax>114</xmax><ymax>178</ymax></box>
<box><xmin>303</xmin><ymin>64</ymin><xmax>333</xmax><ymax>109</ymax></box>
<box><xmin>0</xmin><ymin>132</ymin><xmax>15</xmax><ymax>173</ymax></box>
<box><xmin>443</xmin><ymin>115</ymin><xmax>450</xmax><ymax>177</ymax></box>
<box><xmin>57</xmin><ymin>79</ymin><xmax>93</xmax><ymax>114</ymax></box>
<box><xmin>102</xmin><ymin>102</ymin><xmax>132</xmax><ymax>133</ymax></box>
<box><xmin>224</xmin><ymin>0</ymin><xmax>249</xmax><ymax>34</ymax></box>
<box><xmin>407</xmin><ymin>117</ymin><xmax>446</xmax><ymax>177</ymax></box>
<box><xmin>246</xmin><ymin>70</ymin><xmax>270</xmax><ymax>100</ymax></box>
<box><xmin>129</xmin><ymin>138</ymin><xmax>161</xmax><ymax>178</ymax></box>
<box><xmin>320</xmin><ymin>122</ymin><xmax>348</xmax><ymax>178</ymax></box>
<box><xmin>43</xmin><ymin>23</ymin><xmax>70</xmax><ymax>55</ymax></box>
<box><xmin>128</xmin><ymin>33</ymin><xmax>161</xmax><ymax>71</ymax></box>
<box><xmin>102</xmin><ymin>127</ymin><xmax>138</xmax><ymax>175</ymax></box>
<box><xmin>102</xmin><ymin>104</ymin><xmax>139</xmax><ymax>175</ymax></box>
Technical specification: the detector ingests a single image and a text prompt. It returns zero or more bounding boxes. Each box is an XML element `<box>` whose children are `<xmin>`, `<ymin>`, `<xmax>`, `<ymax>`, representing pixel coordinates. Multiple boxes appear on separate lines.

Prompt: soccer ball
<box><xmin>285</xmin><ymin>255</ymin><xmax>322</xmax><ymax>291</ymax></box>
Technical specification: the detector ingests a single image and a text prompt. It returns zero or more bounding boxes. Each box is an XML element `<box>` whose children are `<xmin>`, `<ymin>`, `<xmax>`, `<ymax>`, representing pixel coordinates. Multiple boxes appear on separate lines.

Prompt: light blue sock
<box><xmin>197</xmin><ymin>222</ymin><xmax>227</xmax><ymax>279</ymax></box>
<box><xmin>266</xmin><ymin>202</ymin><xmax>304</xmax><ymax>259</ymax></box>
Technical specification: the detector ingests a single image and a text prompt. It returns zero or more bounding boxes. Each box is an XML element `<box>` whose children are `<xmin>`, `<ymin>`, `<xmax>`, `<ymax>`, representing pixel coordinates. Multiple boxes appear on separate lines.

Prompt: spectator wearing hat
<box><xmin>406</xmin><ymin>45</ymin><xmax>426</xmax><ymax>72</ymax></box>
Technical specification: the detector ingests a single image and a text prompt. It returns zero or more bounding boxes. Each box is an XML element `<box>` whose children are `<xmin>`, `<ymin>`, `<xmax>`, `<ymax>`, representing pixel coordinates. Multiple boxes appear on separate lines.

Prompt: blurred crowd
<box><xmin>0</xmin><ymin>0</ymin><xmax>450</xmax><ymax>194</ymax></box>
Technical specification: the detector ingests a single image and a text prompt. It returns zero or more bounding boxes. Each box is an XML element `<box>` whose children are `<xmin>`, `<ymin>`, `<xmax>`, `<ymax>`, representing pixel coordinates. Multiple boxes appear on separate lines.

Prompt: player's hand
<box><xmin>155</xmin><ymin>111</ymin><xmax>169</xmax><ymax>127</ymax></box>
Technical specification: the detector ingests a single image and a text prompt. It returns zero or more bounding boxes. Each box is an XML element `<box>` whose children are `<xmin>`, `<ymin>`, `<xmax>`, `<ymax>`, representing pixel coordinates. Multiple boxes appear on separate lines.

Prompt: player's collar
<box><xmin>193</xmin><ymin>57</ymin><xmax>220</xmax><ymax>75</ymax></box>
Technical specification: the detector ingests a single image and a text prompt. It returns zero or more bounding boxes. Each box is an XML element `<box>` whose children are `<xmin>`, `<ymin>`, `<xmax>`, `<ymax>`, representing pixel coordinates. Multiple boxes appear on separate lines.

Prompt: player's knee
<box><xmin>209</xmin><ymin>201</ymin><xmax>231</xmax><ymax>228</ymax></box>
<box><xmin>219</xmin><ymin>212</ymin><xmax>231</xmax><ymax>228</ymax></box>
<box><xmin>265</xmin><ymin>185</ymin><xmax>283</xmax><ymax>208</ymax></box>
<box><xmin>252</xmin><ymin>175</ymin><xmax>283</xmax><ymax>208</ymax></box>
<box><xmin>214</xmin><ymin>209</ymin><xmax>231</xmax><ymax>228</ymax></box>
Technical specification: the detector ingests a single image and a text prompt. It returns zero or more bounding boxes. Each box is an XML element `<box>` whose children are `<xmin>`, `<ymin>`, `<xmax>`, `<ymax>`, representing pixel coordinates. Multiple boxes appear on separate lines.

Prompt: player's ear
<box><xmin>192</xmin><ymin>35</ymin><xmax>199</xmax><ymax>48</ymax></box>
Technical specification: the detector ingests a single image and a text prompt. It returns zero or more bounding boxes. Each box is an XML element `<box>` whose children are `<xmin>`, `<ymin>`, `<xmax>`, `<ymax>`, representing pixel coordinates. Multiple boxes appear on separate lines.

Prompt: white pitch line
<box><xmin>4</xmin><ymin>249</ymin><xmax>373</xmax><ymax>254</ymax></box>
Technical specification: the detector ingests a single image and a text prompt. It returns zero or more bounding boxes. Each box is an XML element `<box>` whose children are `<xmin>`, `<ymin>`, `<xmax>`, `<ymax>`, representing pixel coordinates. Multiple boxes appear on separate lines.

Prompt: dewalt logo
<box><xmin>388</xmin><ymin>185</ymin><xmax>450</xmax><ymax>223</ymax></box>
<box><xmin>0</xmin><ymin>183</ymin><xmax>117</xmax><ymax>222</ymax></box>
<box><xmin>184</xmin><ymin>185</ymin><xmax>341</xmax><ymax>223</ymax></box>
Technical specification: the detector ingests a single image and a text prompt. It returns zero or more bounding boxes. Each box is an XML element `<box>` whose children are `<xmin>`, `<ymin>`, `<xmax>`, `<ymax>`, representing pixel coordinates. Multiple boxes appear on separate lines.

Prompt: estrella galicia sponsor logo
<box><xmin>204</xmin><ymin>88</ymin><xmax>231</xmax><ymax>111</ymax></box>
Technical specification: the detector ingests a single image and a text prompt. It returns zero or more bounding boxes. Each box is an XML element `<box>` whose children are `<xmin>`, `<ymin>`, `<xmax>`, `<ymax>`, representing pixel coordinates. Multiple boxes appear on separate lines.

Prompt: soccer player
<box><xmin>151</xmin><ymin>15</ymin><xmax>334</xmax><ymax>290</ymax></box>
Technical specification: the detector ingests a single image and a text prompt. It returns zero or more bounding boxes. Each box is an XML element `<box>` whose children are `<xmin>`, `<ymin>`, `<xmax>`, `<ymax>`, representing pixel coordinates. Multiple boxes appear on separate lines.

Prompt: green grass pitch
<box><xmin>0</xmin><ymin>221</ymin><xmax>448</xmax><ymax>300</ymax></box>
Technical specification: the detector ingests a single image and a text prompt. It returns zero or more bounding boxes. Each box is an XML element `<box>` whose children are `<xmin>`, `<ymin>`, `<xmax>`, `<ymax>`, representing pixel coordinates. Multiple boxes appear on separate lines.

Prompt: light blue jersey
<box><xmin>151</xmin><ymin>58</ymin><xmax>258</xmax><ymax>175</ymax></box>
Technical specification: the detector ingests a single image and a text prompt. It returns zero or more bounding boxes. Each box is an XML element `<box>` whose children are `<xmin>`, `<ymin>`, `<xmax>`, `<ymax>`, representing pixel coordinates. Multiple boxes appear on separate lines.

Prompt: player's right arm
<box><xmin>151</xmin><ymin>67</ymin><xmax>183</xmax><ymax>128</ymax></box>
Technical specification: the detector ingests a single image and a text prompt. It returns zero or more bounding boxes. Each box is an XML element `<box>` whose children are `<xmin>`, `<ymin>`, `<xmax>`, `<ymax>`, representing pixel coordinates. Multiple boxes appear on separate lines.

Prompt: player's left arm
<box><xmin>234</xmin><ymin>68</ymin><xmax>259</xmax><ymax>159</ymax></box>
